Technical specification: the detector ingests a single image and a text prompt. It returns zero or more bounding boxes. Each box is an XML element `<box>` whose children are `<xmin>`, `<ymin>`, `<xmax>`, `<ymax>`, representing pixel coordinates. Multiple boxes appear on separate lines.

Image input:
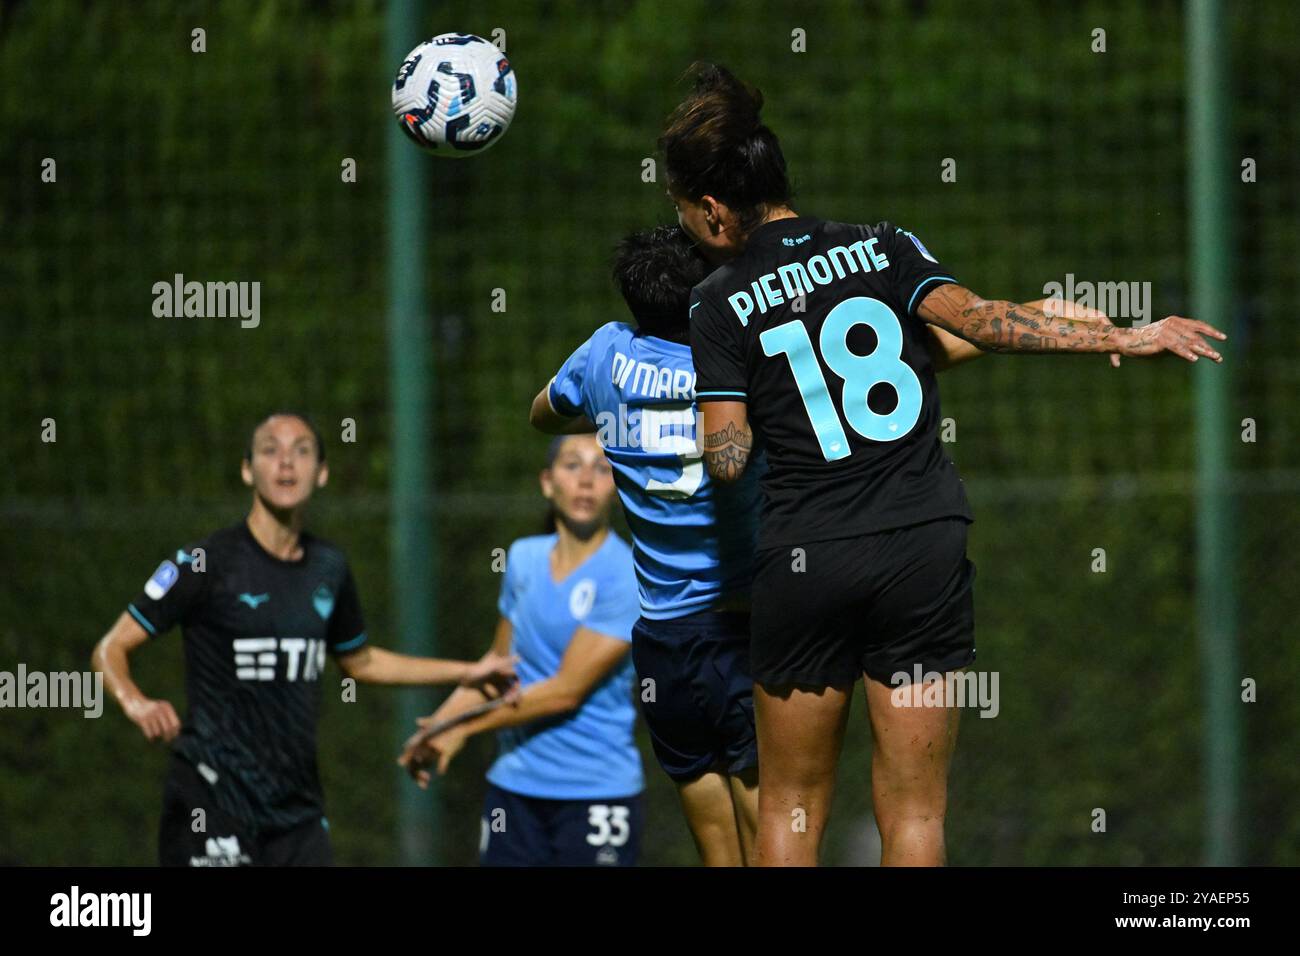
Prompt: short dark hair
<box><xmin>612</xmin><ymin>224</ymin><xmax>710</xmax><ymax>342</ymax></box>
<box><xmin>246</xmin><ymin>410</ymin><xmax>326</xmax><ymax>462</ymax></box>
<box><xmin>659</xmin><ymin>62</ymin><xmax>792</xmax><ymax>233</ymax></box>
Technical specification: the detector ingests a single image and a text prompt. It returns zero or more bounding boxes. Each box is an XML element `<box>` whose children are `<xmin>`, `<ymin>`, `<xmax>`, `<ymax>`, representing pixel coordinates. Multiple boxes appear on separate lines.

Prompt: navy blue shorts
<box><xmin>479</xmin><ymin>783</ymin><xmax>643</xmax><ymax>867</ymax></box>
<box><xmin>631</xmin><ymin>609</ymin><xmax>758</xmax><ymax>782</ymax></box>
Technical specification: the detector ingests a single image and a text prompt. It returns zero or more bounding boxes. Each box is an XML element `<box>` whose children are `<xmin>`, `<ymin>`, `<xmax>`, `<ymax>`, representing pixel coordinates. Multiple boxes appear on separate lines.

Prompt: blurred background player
<box><xmin>663</xmin><ymin>64</ymin><xmax>1227</xmax><ymax>866</ymax></box>
<box><xmin>400</xmin><ymin>434</ymin><xmax>644</xmax><ymax>867</ymax></box>
<box><xmin>91</xmin><ymin>411</ymin><xmax>517</xmax><ymax>866</ymax></box>
<box><xmin>525</xmin><ymin>225</ymin><xmax>986</xmax><ymax>865</ymax></box>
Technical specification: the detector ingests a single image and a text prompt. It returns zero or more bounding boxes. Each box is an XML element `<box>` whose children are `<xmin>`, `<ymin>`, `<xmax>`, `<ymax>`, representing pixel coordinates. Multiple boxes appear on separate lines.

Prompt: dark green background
<box><xmin>1</xmin><ymin>0</ymin><xmax>1295</xmax><ymax>865</ymax></box>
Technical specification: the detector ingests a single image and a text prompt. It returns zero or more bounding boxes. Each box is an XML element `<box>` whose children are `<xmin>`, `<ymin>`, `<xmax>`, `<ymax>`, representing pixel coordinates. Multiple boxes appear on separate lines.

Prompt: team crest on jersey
<box><xmin>312</xmin><ymin>584</ymin><xmax>335</xmax><ymax>620</ymax></box>
<box><xmin>907</xmin><ymin>231</ymin><xmax>938</xmax><ymax>263</ymax></box>
<box><xmin>144</xmin><ymin>559</ymin><xmax>179</xmax><ymax>600</ymax></box>
<box><xmin>569</xmin><ymin>579</ymin><xmax>597</xmax><ymax>620</ymax></box>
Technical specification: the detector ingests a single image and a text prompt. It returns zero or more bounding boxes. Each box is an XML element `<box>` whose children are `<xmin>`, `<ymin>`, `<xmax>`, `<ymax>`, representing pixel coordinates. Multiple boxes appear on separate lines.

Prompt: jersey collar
<box><xmin>241</xmin><ymin>520</ymin><xmax>310</xmax><ymax>566</ymax></box>
<box><xmin>744</xmin><ymin>214</ymin><xmax>820</xmax><ymax>247</ymax></box>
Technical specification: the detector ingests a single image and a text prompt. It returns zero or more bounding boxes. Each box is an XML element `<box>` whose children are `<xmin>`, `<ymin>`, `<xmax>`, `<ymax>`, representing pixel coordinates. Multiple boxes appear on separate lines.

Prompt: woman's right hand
<box><xmin>124</xmin><ymin>696</ymin><xmax>181</xmax><ymax>742</ymax></box>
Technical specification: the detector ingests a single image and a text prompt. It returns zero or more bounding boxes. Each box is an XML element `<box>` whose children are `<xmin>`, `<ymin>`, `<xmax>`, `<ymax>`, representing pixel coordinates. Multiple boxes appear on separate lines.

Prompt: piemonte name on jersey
<box><xmin>724</xmin><ymin>234</ymin><xmax>891</xmax><ymax>326</ymax></box>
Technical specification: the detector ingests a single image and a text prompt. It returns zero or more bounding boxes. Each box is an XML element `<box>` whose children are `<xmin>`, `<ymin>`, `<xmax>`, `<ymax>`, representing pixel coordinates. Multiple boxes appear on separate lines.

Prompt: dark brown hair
<box><xmin>612</xmin><ymin>224</ymin><xmax>710</xmax><ymax>343</ymax></box>
<box><xmin>658</xmin><ymin>63</ymin><xmax>792</xmax><ymax>233</ymax></box>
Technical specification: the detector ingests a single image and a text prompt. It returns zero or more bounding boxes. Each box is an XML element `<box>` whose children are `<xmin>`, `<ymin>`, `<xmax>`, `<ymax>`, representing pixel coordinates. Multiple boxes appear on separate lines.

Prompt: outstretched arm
<box><xmin>335</xmin><ymin>644</ymin><xmax>515</xmax><ymax>694</ymax></box>
<box><xmin>1026</xmin><ymin>297</ymin><xmax>1122</xmax><ymax>367</ymax></box>
<box><xmin>923</xmin><ymin>293</ymin><xmax>1112</xmax><ymax>371</ymax></box>
<box><xmin>918</xmin><ymin>284</ymin><xmax>1225</xmax><ymax>363</ymax></box>
<box><xmin>418</xmin><ymin>617</ymin><xmax>516</xmax><ymax>729</ymax></box>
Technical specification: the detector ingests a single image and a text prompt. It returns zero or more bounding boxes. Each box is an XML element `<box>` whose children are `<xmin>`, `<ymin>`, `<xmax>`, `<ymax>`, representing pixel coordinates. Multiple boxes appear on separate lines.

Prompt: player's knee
<box><xmin>874</xmin><ymin>787</ymin><xmax>948</xmax><ymax>831</ymax></box>
<box><xmin>692</xmin><ymin>822</ymin><xmax>742</xmax><ymax>860</ymax></box>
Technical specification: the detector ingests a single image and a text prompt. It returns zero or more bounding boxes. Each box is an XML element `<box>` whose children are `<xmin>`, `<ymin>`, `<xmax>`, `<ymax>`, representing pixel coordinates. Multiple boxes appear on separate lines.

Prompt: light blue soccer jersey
<box><xmin>548</xmin><ymin>322</ymin><xmax>763</xmax><ymax>621</ymax></box>
<box><xmin>487</xmin><ymin>532</ymin><xmax>644</xmax><ymax>800</ymax></box>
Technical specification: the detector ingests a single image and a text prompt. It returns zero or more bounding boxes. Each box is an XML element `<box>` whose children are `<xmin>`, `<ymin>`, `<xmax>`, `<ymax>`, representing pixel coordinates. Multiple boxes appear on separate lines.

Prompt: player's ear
<box><xmin>701</xmin><ymin>195</ymin><xmax>724</xmax><ymax>232</ymax></box>
<box><xmin>538</xmin><ymin>467</ymin><xmax>554</xmax><ymax>501</ymax></box>
<box><xmin>315</xmin><ymin>462</ymin><xmax>329</xmax><ymax>489</ymax></box>
<box><xmin>240</xmin><ymin>457</ymin><xmax>254</xmax><ymax>487</ymax></box>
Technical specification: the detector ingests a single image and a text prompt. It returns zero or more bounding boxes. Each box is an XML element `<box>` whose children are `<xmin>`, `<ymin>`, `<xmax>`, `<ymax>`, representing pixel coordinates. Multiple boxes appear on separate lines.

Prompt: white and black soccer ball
<box><xmin>392</xmin><ymin>33</ymin><xmax>517</xmax><ymax>156</ymax></box>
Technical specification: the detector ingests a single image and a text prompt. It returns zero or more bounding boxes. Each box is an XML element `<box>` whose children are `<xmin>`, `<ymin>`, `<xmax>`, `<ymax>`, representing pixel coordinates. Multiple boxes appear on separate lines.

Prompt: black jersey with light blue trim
<box><xmin>689</xmin><ymin>217</ymin><xmax>973</xmax><ymax>550</ymax></box>
<box><xmin>127</xmin><ymin>522</ymin><xmax>367</xmax><ymax>832</ymax></box>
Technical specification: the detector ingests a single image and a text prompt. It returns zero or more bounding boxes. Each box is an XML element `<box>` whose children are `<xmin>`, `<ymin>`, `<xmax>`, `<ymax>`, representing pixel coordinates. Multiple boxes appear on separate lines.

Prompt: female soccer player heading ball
<box><xmin>526</xmin><ymin>225</ymin><xmax>994</xmax><ymax>866</ymax></box>
<box><xmin>661</xmin><ymin>63</ymin><xmax>1226</xmax><ymax>867</ymax></box>
<box><xmin>92</xmin><ymin>411</ymin><xmax>517</xmax><ymax>866</ymax></box>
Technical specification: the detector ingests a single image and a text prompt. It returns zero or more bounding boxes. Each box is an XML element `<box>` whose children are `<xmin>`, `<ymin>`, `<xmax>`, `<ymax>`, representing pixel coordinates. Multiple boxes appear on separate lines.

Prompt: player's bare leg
<box><xmin>865</xmin><ymin>671</ymin><xmax>962</xmax><ymax>866</ymax></box>
<box><xmin>676</xmin><ymin>771</ymin><xmax>745</xmax><ymax>866</ymax></box>
<box><xmin>728</xmin><ymin>765</ymin><xmax>759</xmax><ymax>864</ymax></box>
<box><xmin>753</xmin><ymin>683</ymin><xmax>852</xmax><ymax>866</ymax></box>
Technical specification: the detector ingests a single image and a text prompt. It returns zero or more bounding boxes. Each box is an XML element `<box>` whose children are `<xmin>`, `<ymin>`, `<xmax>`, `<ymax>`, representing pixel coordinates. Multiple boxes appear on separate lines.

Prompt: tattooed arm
<box><xmin>700</xmin><ymin>401</ymin><xmax>752</xmax><ymax>483</ymax></box>
<box><xmin>1026</xmin><ymin>297</ymin><xmax>1122</xmax><ymax>367</ymax></box>
<box><xmin>924</xmin><ymin>298</ymin><xmax>1113</xmax><ymax>370</ymax></box>
<box><xmin>918</xmin><ymin>285</ymin><xmax>1226</xmax><ymax>363</ymax></box>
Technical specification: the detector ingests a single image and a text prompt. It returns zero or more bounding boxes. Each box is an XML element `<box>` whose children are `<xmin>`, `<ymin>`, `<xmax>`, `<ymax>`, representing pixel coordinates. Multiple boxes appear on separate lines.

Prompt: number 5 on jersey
<box><xmin>760</xmin><ymin>296</ymin><xmax>923</xmax><ymax>461</ymax></box>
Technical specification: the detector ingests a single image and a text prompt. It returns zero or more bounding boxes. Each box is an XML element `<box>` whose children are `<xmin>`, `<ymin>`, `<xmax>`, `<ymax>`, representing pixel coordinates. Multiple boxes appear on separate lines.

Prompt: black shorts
<box><xmin>631</xmin><ymin>610</ymin><xmax>757</xmax><ymax>782</ymax></box>
<box><xmin>158</xmin><ymin>754</ymin><xmax>332</xmax><ymax>866</ymax></box>
<box><xmin>751</xmin><ymin>518</ymin><xmax>976</xmax><ymax>689</ymax></box>
<box><xmin>479</xmin><ymin>783</ymin><xmax>644</xmax><ymax>866</ymax></box>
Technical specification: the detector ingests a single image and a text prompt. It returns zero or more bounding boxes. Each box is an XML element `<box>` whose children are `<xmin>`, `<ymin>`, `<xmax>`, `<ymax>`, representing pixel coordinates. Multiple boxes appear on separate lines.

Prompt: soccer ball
<box><xmin>392</xmin><ymin>33</ymin><xmax>517</xmax><ymax>156</ymax></box>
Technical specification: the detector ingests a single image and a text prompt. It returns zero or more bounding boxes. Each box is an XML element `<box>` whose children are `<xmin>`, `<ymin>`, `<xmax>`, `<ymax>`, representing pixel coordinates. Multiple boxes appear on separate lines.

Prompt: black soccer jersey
<box><xmin>689</xmin><ymin>217</ymin><xmax>973</xmax><ymax>550</ymax></box>
<box><xmin>127</xmin><ymin>522</ymin><xmax>367</xmax><ymax>833</ymax></box>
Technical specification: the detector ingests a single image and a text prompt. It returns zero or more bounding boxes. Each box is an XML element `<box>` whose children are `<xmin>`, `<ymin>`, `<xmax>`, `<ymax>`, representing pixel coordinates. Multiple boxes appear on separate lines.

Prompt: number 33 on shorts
<box><xmin>586</xmin><ymin>803</ymin><xmax>631</xmax><ymax>847</ymax></box>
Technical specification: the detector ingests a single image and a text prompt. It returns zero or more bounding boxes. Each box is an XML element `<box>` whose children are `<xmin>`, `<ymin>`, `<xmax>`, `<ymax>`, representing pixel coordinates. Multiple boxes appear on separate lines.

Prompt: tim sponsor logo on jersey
<box><xmin>233</xmin><ymin>637</ymin><xmax>327</xmax><ymax>681</ymax></box>
<box><xmin>50</xmin><ymin>886</ymin><xmax>151</xmax><ymax>936</ymax></box>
